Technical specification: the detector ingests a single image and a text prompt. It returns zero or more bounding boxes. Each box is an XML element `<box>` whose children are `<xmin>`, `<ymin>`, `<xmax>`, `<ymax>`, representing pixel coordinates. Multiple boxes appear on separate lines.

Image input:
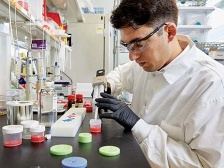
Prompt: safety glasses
<box><xmin>120</xmin><ymin>23</ymin><xmax>167</xmax><ymax>53</ymax></box>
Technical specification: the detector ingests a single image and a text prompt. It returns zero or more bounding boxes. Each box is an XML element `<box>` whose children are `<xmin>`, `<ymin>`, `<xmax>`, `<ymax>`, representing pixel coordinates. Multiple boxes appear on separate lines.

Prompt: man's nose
<box><xmin>129</xmin><ymin>51</ymin><xmax>141</xmax><ymax>61</ymax></box>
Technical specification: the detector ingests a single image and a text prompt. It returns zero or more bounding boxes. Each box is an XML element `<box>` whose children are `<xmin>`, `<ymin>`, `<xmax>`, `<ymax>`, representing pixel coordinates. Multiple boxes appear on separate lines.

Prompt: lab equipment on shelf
<box><xmin>6</xmin><ymin>89</ymin><xmax>25</xmax><ymax>102</ymax></box>
<box><xmin>54</xmin><ymin>81</ymin><xmax>72</xmax><ymax>97</ymax></box>
<box><xmin>176</xmin><ymin>0</ymin><xmax>208</xmax><ymax>6</ymax></box>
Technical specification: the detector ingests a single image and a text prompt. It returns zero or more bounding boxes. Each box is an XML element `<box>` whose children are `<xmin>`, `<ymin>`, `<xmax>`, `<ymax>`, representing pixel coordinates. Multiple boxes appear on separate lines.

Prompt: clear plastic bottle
<box><xmin>38</xmin><ymin>81</ymin><xmax>57</xmax><ymax>127</ymax></box>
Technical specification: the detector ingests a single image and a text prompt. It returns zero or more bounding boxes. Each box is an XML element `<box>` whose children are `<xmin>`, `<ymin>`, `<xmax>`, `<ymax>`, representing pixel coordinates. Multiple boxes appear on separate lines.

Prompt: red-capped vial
<box><xmin>67</xmin><ymin>94</ymin><xmax>75</xmax><ymax>110</ymax></box>
<box><xmin>75</xmin><ymin>94</ymin><xmax>83</xmax><ymax>108</ymax></box>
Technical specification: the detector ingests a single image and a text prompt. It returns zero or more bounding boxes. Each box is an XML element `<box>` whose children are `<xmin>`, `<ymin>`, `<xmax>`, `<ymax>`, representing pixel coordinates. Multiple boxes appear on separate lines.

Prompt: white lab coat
<box><xmin>106</xmin><ymin>35</ymin><xmax>224</xmax><ymax>168</ymax></box>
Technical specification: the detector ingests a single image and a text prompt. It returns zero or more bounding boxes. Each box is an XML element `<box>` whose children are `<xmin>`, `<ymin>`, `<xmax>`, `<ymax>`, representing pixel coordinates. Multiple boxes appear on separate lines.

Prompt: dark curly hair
<box><xmin>111</xmin><ymin>0</ymin><xmax>178</xmax><ymax>29</ymax></box>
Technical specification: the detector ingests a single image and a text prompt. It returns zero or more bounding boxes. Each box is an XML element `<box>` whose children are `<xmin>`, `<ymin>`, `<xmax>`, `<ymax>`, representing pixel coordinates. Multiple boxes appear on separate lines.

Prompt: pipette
<box><xmin>91</xmin><ymin>69</ymin><xmax>107</xmax><ymax>133</ymax></box>
<box><xmin>92</xmin><ymin>69</ymin><xmax>107</xmax><ymax>119</ymax></box>
<box><xmin>94</xmin><ymin>106</ymin><xmax>98</xmax><ymax>119</ymax></box>
<box><xmin>93</xmin><ymin>84</ymin><xmax>105</xmax><ymax>119</ymax></box>
<box><xmin>93</xmin><ymin>85</ymin><xmax>99</xmax><ymax>119</ymax></box>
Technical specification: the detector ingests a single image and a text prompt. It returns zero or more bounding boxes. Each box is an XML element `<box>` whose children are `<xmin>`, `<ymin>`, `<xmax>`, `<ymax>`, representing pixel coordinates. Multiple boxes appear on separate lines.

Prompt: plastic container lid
<box><xmin>50</xmin><ymin>144</ymin><xmax>73</xmax><ymax>156</ymax></box>
<box><xmin>6</xmin><ymin>101</ymin><xmax>33</xmax><ymax>106</ymax></box>
<box><xmin>2</xmin><ymin>125</ymin><xmax>23</xmax><ymax>134</ymax></box>
<box><xmin>21</xmin><ymin>120</ymin><xmax>39</xmax><ymax>128</ymax></box>
<box><xmin>99</xmin><ymin>146</ymin><xmax>120</xmax><ymax>157</ymax></box>
<box><xmin>30</xmin><ymin>125</ymin><xmax>45</xmax><ymax>132</ymax></box>
<box><xmin>68</xmin><ymin>94</ymin><xmax>75</xmax><ymax>101</ymax></box>
<box><xmin>89</xmin><ymin>119</ymin><xmax>102</xmax><ymax>126</ymax></box>
<box><xmin>78</xmin><ymin>133</ymin><xmax>92</xmax><ymax>143</ymax></box>
<box><xmin>61</xmin><ymin>157</ymin><xmax>87</xmax><ymax>168</ymax></box>
<box><xmin>76</xmin><ymin>94</ymin><xmax>83</xmax><ymax>99</ymax></box>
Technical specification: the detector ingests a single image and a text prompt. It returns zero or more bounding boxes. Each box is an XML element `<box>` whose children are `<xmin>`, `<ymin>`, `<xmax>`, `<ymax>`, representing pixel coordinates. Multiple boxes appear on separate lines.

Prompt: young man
<box><xmin>95</xmin><ymin>0</ymin><xmax>224</xmax><ymax>167</ymax></box>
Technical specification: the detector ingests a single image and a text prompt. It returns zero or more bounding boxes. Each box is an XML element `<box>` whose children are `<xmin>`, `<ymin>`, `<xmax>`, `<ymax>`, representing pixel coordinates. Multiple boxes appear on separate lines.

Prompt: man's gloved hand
<box><xmin>95</xmin><ymin>92</ymin><xmax>140</xmax><ymax>130</ymax></box>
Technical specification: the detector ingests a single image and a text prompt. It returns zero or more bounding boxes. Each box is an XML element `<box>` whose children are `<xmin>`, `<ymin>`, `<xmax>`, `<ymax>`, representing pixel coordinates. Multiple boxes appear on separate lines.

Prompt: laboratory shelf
<box><xmin>0</xmin><ymin>0</ymin><xmax>71</xmax><ymax>51</ymax></box>
<box><xmin>54</xmin><ymin>33</ymin><xmax>71</xmax><ymax>38</ymax></box>
<box><xmin>178</xmin><ymin>6</ymin><xmax>215</xmax><ymax>12</ymax></box>
<box><xmin>196</xmin><ymin>42</ymin><xmax>224</xmax><ymax>50</ymax></box>
<box><xmin>177</xmin><ymin>25</ymin><xmax>212</xmax><ymax>29</ymax></box>
<box><xmin>177</xmin><ymin>4</ymin><xmax>216</xmax><ymax>43</ymax></box>
<box><xmin>12</xmin><ymin>21</ymin><xmax>61</xmax><ymax>50</ymax></box>
<box><xmin>47</xmin><ymin>0</ymin><xmax>85</xmax><ymax>23</ymax></box>
<box><xmin>0</xmin><ymin>0</ymin><xmax>33</xmax><ymax>22</ymax></box>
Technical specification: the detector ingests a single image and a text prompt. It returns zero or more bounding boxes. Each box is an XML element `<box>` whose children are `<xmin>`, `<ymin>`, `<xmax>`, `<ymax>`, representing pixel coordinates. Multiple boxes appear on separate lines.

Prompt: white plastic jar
<box><xmin>30</xmin><ymin>124</ymin><xmax>45</xmax><ymax>143</ymax></box>
<box><xmin>2</xmin><ymin>125</ymin><xmax>23</xmax><ymax>147</ymax></box>
<box><xmin>21</xmin><ymin>120</ymin><xmax>39</xmax><ymax>139</ymax></box>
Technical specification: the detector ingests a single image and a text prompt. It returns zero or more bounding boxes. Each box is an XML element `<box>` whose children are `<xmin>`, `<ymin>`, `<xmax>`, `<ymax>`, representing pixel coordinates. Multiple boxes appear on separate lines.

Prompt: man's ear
<box><xmin>165</xmin><ymin>23</ymin><xmax>177</xmax><ymax>42</ymax></box>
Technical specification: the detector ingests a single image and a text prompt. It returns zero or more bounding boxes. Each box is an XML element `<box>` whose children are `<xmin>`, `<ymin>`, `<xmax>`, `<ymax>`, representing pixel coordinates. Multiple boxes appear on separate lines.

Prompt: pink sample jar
<box><xmin>89</xmin><ymin>119</ymin><xmax>102</xmax><ymax>133</ymax></box>
<box><xmin>2</xmin><ymin>125</ymin><xmax>23</xmax><ymax>147</ymax></box>
<box><xmin>30</xmin><ymin>125</ymin><xmax>45</xmax><ymax>143</ymax></box>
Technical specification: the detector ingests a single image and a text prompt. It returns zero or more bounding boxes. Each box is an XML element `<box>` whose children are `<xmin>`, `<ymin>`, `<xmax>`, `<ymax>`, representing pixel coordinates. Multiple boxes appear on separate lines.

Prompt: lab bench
<box><xmin>0</xmin><ymin>112</ymin><xmax>150</xmax><ymax>168</ymax></box>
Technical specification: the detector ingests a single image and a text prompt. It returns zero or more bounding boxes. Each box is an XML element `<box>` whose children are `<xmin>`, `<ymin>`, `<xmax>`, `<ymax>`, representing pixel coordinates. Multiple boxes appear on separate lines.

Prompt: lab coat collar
<box><xmin>161</xmin><ymin>35</ymin><xmax>197</xmax><ymax>84</ymax></box>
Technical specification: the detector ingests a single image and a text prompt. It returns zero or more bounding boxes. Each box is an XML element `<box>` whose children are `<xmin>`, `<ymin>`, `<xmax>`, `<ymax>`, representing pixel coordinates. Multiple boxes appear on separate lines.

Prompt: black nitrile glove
<box><xmin>95</xmin><ymin>92</ymin><xmax>140</xmax><ymax>130</ymax></box>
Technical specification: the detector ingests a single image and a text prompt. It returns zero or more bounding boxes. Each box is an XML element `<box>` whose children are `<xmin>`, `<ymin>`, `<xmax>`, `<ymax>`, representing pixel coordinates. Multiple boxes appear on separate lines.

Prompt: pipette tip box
<box><xmin>51</xmin><ymin>108</ymin><xmax>86</xmax><ymax>137</ymax></box>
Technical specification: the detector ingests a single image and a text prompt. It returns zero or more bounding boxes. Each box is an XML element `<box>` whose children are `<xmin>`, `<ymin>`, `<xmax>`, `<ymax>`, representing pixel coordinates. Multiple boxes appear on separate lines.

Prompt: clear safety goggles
<box><xmin>120</xmin><ymin>23</ymin><xmax>167</xmax><ymax>53</ymax></box>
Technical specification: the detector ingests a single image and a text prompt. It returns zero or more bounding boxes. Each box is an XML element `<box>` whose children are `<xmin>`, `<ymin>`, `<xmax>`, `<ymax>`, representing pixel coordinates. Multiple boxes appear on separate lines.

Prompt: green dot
<box><xmin>99</xmin><ymin>146</ymin><xmax>120</xmax><ymax>157</ymax></box>
<box><xmin>78</xmin><ymin>133</ymin><xmax>92</xmax><ymax>143</ymax></box>
<box><xmin>50</xmin><ymin>144</ymin><xmax>73</xmax><ymax>155</ymax></box>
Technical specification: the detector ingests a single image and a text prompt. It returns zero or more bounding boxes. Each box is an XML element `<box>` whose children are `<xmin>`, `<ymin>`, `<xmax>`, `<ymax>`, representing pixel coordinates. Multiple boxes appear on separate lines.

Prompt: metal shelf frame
<box><xmin>0</xmin><ymin>0</ymin><xmax>70</xmax><ymax>51</ymax></box>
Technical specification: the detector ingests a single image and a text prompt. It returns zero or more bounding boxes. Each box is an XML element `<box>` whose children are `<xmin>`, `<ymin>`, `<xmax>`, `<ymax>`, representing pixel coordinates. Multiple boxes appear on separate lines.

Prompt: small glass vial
<box><xmin>75</xmin><ymin>94</ymin><xmax>83</xmax><ymax>108</ymax></box>
<box><xmin>30</xmin><ymin>125</ymin><xmax>45</xmax><ymax>143</ymax></box>
<box><xmin>38</xmin><ymin>81</ymin><xmax>57</xmax><ymax>127</ymax></box>
<box><xmin>67</xmin><ymin>94</ymin><xmax>75</xmax><ymax>110</ymax></box>
<box><xmin>2</xmin><ymin>125</ymin><xmax>23</xmax><ymax>147</ymax></box>
<box><xmin>21</xmin><ymin>120</ymin><xmax>39</xmax><ymax>139</ymax></box>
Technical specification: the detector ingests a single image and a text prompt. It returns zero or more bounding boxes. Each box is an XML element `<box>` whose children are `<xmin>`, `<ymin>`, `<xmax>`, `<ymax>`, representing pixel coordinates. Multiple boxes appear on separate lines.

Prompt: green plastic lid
<box><xmin>78</xmin><ymin>133</ymin><xmax>92</xmax><ymax>143</ymax></box>
<box><xmin>50</xmin><ymin>144</ymin><xmax>73</xmax><ymax>156</ymax></box>
<box><xmin>99</xmin><ymin>146</ymin><xmax>120</xmax><ymax>157</ymax></box>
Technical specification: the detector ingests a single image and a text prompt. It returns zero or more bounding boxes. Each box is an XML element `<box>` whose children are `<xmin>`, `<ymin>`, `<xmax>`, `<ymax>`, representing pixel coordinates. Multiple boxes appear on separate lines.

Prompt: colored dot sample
<box><xmin>99</xmin><ymin>146</ymin><xmax>120</xmax><ymax>157</ymax></box>
<box><xmin>61</xmin><ymin>157</ymin><xmax>87</xmax><ymax>168</ymax></box>
<box><xmin>50</xmin><ymin>144</ymin><xmax>73</xmax><ymax>156</ymax></box>
<box><xmin>78</xmin><ymin>133</ymin><xmax>92</xmax><ymax>143</ymax></box>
